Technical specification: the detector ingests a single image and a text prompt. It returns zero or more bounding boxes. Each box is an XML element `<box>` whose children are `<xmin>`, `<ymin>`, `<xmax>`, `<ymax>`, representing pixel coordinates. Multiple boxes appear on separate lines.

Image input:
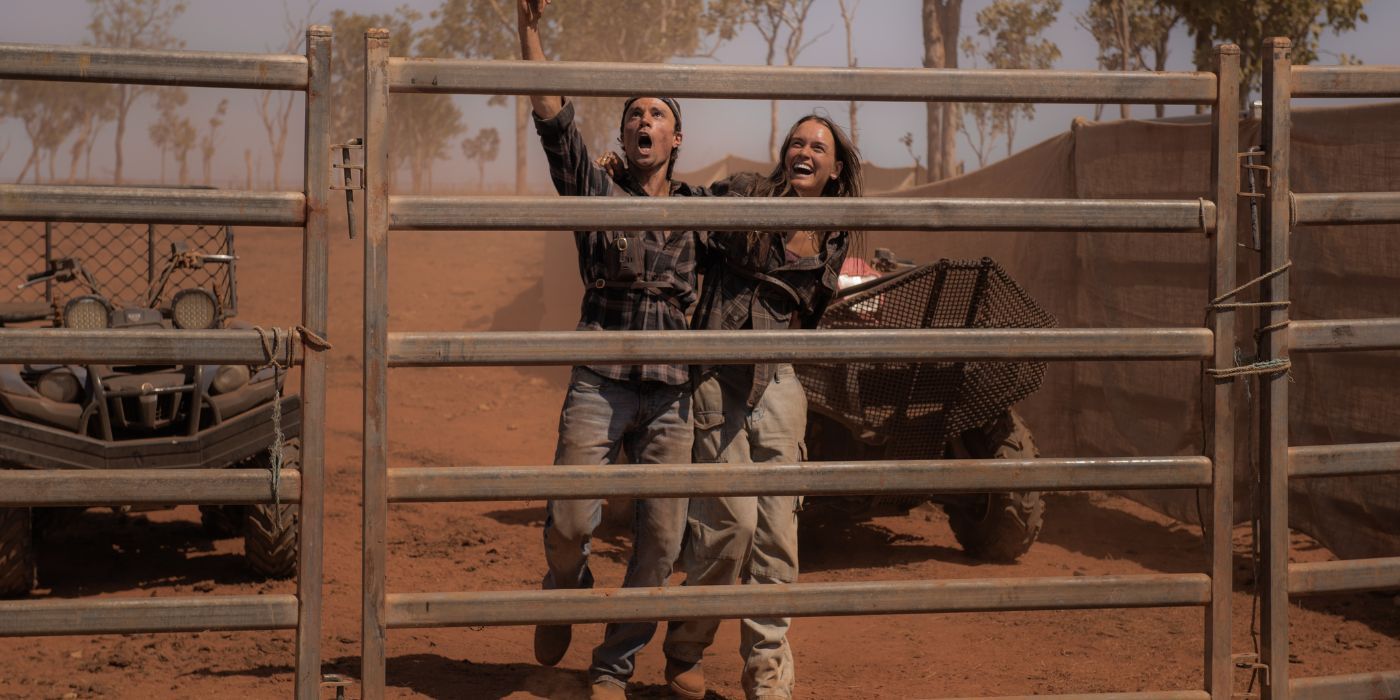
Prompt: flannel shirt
<box><xmin>533</xmin><ymin>100</ymin><xmax>705</xmax><ymax>386</ymax></box>
<box><xmin>692</xmin><ymin>173</ymin><xmax>851</xmax><ymax>407</ymax></box>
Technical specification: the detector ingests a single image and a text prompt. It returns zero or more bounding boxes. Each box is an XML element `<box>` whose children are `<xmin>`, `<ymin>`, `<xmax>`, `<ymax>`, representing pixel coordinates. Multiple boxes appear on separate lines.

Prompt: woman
<box><xmin>663</xmin><ymin>115</ymin><xmax>863</xmax><ymax>700</ymax></box>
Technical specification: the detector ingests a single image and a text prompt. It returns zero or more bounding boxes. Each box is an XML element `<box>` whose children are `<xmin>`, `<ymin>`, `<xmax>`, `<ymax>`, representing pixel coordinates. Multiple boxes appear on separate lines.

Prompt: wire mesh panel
<box><xmin>1</xmin><ymin>221</ymin><xmax>48</xmax><ymax>306</ymax></box>
<box><xmin>0</xmin><ymin>220</ymin><xmax>235</xmax><ymax>315</ymax></box>
<box><xmin>797</xmin><ymin>258</ymin><xmax>1056</xmax><ymax>459</ymax></box>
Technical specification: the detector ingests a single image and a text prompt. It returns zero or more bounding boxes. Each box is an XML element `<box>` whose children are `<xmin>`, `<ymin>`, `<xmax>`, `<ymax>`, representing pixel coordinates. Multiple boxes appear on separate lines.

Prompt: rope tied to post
<box><xmin>1203</xmin><ymin>261</ymin><xmax>1293</xmax><ymax>379</ymax></box>
<box><xmin>252</xmin><ymin>326</ymin><xmax>334</xmax><ymax>508</ymax></box>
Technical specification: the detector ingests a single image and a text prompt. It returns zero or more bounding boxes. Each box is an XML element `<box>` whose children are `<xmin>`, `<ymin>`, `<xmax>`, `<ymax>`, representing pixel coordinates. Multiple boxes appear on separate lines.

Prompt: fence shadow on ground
<box><xmin>1033</xmin><ymin>492</ymin><xmax>1207</xmax><ymax>574</ymax></box>
<box><xmin>798</xmin><ymin>503</ymin><xmax>969</xmax><ymax>572</ymax></box>
<box><xmin>33</xmin><ymin>508</ymin><xmax>267</xmax><ymax>596</ymax></box>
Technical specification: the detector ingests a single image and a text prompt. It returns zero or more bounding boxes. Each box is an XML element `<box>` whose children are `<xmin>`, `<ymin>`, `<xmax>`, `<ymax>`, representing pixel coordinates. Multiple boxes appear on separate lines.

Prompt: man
<box><xmin>517</xmin><ymin>1</ymin><xmax>704</xmax><ymax>698</ymax></box>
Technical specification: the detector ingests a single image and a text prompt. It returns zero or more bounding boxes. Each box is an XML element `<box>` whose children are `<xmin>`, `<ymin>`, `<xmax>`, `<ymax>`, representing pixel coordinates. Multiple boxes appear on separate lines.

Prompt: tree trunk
<box><xmin>922</xmin><ymin>0</ymin><xmax>944</xmax><ymax>181</ymax></box>
<box><xmin>515</xmin><ymin>96</ymin><xmax>529</xmax><ymax>194</ymax></box>
<box><xmin>770</xmin><ymin>99</ymin><xmax>781</xmax><ymax>163</ymax></box>
<box><xmin>937</xmin><ymin>0</ymin><xmax>962</xmax><ymax>178</ymax></box>
<box><xmin>113</xmin><ymin>88</ymin><xmax>128</xmax><ymax>184</ymax></box>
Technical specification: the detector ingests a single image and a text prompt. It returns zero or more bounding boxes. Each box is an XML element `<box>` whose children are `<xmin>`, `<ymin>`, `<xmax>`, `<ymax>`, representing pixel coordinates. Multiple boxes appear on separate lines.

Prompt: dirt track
<box><xmin>2</xmin><ymin>228</ymin><xmax>1396</xmax><ymax>699</ymax></box>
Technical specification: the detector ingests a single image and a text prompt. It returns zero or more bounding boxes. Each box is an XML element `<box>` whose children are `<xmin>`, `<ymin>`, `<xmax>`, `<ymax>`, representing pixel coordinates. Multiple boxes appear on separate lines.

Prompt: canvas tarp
<box><xmin>874</xmin><ymin>102</ymin><xmax>1400</xmax><ymax>560</ymax></box>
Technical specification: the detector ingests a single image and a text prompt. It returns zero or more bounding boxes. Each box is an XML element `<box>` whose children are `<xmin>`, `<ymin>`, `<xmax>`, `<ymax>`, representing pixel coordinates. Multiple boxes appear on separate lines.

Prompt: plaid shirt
<box><xmin>533</xmin><ymin>101</ymin><xmax>706</xmax><ymax>386</ymax></box>
<box><xmin>692</xmin><ymin>173</ymin><xmax>851</xmax><ymax>407</ymax></box>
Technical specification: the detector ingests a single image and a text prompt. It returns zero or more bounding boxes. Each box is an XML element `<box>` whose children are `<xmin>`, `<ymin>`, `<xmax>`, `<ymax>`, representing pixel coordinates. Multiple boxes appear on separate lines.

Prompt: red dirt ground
<box><xmin>1</xmin><ymin>227</ymin><xmax>1395</xmax><ymax>699</ymax></box>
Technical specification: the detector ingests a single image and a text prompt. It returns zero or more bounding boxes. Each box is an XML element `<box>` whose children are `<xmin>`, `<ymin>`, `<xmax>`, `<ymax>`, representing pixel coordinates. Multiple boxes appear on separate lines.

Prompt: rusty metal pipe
<box><xmin>385</xmin><ymin>574</ymin><xmax>1212</xmax><ymax>628</ymax></box>
<box><xmin>1289</xmin><ymin>318</ymin><xmax>1400</xmax><ymax>353</ymax></box>
<box><xmin>0</xmin><ymin>185</ymin><xmax>305</xmax><ymax>226</ymax></box>
<box><xmin>1291</xmin><ymin>65</ymin><xmax>1400</xmax><ymax>98</ymax></box>
<box><xmin>387</xmin><ymin>457</ymin><xmax>1212</xmax><ymax>502</ymax></box>
<box><xmin>0</xmin><ymin>469</ymin><xmax>301</xmax><ymax>507</ymax></box>
<box><xmin>1290</xmin><ymin>670</ymin><xmax>1400</xmax><ymax>700</ymax></box>
<box><xmin>387</xmin><ymin>328</ymin><xmax>1214</xmax><ymax>367</ymax></box>
<box><xmin>1292</xmin><ymin>192</ymin><xmax>1400</xmax><ymax>226</ymax></box>
<box><xmin>388</xmin><ymin>196</ymin><xmax>1216</xmax><ymax>233</ymax></box>
<box><xmin>1288</xmin><ymin>557</ymin><xmax>1400</xmax><ymax>596</ymax></box>
<box><xmin>388</xmin><ymin>57</ymin><xmax>1217</xmax><ymax>104</ymax></box>
<box><xmin>0</xmin><ymin>329</ymin><xmax>303</xmax><ymax>365</ymax></box>
<box><xmin>0</xmin><ymin>595</ymin><xmax>299</xmax><ymax>637</ymax></box>
<box><xmin>1289</xmin><ymin>441</ymin><xmax>1400</xmax><ymax>478</ymax></box>
<box><xmin>0</xmin><ymin>43</ymin><xmax>308</xmax><ymax>90</ymax></box>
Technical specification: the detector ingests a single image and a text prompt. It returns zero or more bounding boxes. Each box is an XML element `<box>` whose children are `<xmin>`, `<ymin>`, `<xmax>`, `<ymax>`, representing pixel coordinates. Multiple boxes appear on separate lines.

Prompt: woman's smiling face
<box><xmin>784</xmin><ymin>118</ymin><xmax>843</xmax><ymax>198</ymax></box>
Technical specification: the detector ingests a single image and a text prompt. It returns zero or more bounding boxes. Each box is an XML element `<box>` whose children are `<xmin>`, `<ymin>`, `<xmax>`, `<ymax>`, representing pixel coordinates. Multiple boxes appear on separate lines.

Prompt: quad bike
<box><xmin>0</xmin><ymin>223</ymin><xmax>300</xmax><ymax>597</ymax></box>
<box><xmin>797</xmin><ymin>251</ymin><xmax>1054</xmax><ymax>562</ymax></box>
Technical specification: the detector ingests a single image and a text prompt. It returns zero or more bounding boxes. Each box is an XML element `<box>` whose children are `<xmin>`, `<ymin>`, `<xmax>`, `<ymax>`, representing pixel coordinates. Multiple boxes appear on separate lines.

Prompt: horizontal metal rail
<box><xmin>0</xmin><ymin>594</ymin><xmax>299</xmax><ymax>637</ymax></box>
<box><xmin>949</xmin><ymin>693</ymin><xmax>1209</xmax><ymax>700</ymax></box>
<box><xmin>387</xmin><ymin>457</ymin><xmax>1212</xmax><ymax>503</ymax></box>
<box><xmin>0</xmin><ymin>469</ymin><xmax>300</xmax><ymax>507</ymax></box>
<box><xmin>1290</xmin><ymin>319</ymin><xmax>1400</xmax><ymax>353</ymax></box>
<box><xmin>388</xmin><ymin>328</ymin><xmax>1214</xmax><ymax>367</ymax></box>
<box><xmin>1292</xmin><ymin>65</ymin><xmax>1400</xmax><ymax>98</ymax></box>
<box><xmin>389</xmin><ymin>196</ymin><xmax>1214</xmax><ymax>233</ymax></box>
<box><xmin>386</xmin><ymin>574</ymin><xmax>1211</xmax><ymax>628</ymax></box>
<box><xmin>1289</xmin><ymin>557</ymin><xmax>1400</xmax><ymax>596</ymax></box>
<box><xmin>389</xmin><ymin>58</ymin><xmax>1218</xmax><ymax>104</ymax></box>
<box><xmin>1292</xmin><ymin>192</ymin><xmax>1400</xmax><ymax>226</ymax></box>
<box><xmin>0</xmin><ymin>329</ymin><xmax>304</xmax><ymax>365</ymax></box>
<box><xmin>1290</xmin><ymin>670</ymin><xmax>1400</xmax><ymax>700</ymax></box>
<box><xmin>0</xmin><ymin>185</ymin><xmax>306</xmax><ymax>226</ymax></box>
<box><xmin>0</xmin><ymin>42</ymin><xmax>308</xmax><ymax>90</ymax></box>
<box><xmin>1289</xmin><ymin>442</ymin><xmax>1400</xmax><ymax>478</ymax></box>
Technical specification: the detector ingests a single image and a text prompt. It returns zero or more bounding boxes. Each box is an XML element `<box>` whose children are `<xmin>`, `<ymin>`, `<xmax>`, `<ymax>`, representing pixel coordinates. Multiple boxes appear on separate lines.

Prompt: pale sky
<box><xmin>2</xmin><ymin>0</ymin><xmax>1398</xmax><ymax>190</ymax></box>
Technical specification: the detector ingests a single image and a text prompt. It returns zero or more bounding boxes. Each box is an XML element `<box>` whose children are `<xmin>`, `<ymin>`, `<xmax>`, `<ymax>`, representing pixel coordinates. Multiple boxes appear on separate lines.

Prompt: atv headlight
<box><xmin>63</xmin><ymin>295</ymin><xmax>111</xmax><ymax>330</ymax></box>
<box><xmin>171</xmin><ymin>288</ymin><xmax>220</xmax><ymax>330</ymax></box>
<box><xmin>37</xmin><ymin>369</ymin><xmax>81</xmax><ymax>403</ymax></box>
<box><xmin>211</xmin><ymin>365</ymin><xmax>251</xmax><ymax>394</ymax></box>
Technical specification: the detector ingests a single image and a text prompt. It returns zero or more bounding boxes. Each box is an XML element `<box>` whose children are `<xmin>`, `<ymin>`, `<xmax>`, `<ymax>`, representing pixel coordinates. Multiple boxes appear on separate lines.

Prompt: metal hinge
<box><xmin>332</xmin><ymin>138</ymin><xmax>365</xmax><ymax>239</ymax></box>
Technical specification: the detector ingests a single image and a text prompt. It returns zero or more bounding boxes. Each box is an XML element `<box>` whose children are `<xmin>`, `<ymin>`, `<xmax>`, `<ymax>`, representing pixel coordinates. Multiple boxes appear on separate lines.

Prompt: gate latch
<box><xmin>332</xmin><ymin>138</ymin><xmax>365</xmax><ymax>239</ymax></box>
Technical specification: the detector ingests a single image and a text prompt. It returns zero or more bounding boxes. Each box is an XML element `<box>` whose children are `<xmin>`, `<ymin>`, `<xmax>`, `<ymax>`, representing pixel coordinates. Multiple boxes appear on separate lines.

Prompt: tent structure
<box><xmin>870</xmin><ymin>102</ymin><xmax>1400</xmax><ymax>560</ymax></box>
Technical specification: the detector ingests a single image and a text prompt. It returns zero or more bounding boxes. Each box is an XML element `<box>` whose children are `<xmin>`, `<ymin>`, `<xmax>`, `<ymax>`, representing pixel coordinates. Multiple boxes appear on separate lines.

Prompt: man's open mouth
<box><xmin>637</xmin><ymin>133</ymin><xmax>653</xmax><ymax>151</ymax></box>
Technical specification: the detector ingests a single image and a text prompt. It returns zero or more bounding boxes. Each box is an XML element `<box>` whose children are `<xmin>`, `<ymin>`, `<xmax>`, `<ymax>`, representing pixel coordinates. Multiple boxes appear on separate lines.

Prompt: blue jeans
<box><xmin>543</xmin><ymin>366</ymin><xmax>693</xmax><ymax>686</ymax></box>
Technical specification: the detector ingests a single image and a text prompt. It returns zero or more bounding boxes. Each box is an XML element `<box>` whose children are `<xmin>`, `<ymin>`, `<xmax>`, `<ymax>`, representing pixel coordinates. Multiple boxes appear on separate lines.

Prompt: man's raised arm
<box><xmin>517</xmin><ymin>0</ymin><xmax>562</xmax><ymax>120</ymax></box>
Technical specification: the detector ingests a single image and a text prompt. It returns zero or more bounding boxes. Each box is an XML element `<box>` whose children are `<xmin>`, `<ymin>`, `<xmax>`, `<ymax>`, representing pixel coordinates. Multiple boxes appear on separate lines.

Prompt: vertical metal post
<box><xmin>43</xmin><ymin>221</ymin><xmax>53</xmax><ymax>304</ymax></box>
<box><xmin>1260</xmin><ymin>36</ymin><xmax>1293</xmax><ymax>700</ymax></box>
<box><xmin>147</xmin><ymin>224</ymin><xmax>156</xmax><ymax>286</ymax></box>
<box><xmin>1206</xmin><ymin>43</ymin><xmax>1240</xmax><ymax>700</ymax></box>
<box><xmin>362</xmin><ymin>27</ymin><xmax>392</xmax><ymax>700</ymax></box>
<box><xmin>296</xmin><ymin>25</ymin><xmax>332</xmax><ymax>700</ymax></box>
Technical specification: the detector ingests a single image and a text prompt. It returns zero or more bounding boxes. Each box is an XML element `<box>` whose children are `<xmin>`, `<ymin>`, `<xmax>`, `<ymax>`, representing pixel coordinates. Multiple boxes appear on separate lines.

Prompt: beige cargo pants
<box><xmin>664</xmin><ymin>365</ymin><xmax>806</xmax><ymax>700</ymax></box>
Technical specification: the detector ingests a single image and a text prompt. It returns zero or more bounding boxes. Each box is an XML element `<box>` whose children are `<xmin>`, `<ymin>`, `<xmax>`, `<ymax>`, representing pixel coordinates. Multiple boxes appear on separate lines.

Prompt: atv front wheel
<box><xmin>240</xmin><ymin>439</ymin><xmax>300</xmax><ymax>579</ymax></box>
<box><xmin>0</xmin><ymin>507</ymin><xmax>35</xmax><ymax>598</ymax></box>
<box><xmin>244</xmin><ymin>502</ymin><xmax>298</xmax><ymax>579</ymax></box>
<box><xmin>945</xmin><ymin>410</ymin><xmax>1045</xmax><ymax>562</ymax></box>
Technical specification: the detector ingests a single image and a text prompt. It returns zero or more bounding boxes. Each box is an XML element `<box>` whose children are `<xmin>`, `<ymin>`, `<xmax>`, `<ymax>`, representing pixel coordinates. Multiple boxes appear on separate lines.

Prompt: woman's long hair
<box><xmin>748</xmin><ymin>115</ymin><xmax>865</xmax><ymax>260</ymax></box>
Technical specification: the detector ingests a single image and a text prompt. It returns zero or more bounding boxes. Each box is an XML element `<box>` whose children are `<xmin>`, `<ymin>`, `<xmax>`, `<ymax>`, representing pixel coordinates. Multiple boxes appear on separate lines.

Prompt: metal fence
<box><xmin>0</xmin><ymin>33</ymin><xmax>333</xmax><ymax>700</ymax></box>
<box><xmin>1258</xmin><ymin>38</ymin><xmax>1400</xmax><ymax>700</ymax></box>
<box><xmin>362</xmin><ymin>30</ymin><xmax>1243</xmax><ymax>700</ymax></box>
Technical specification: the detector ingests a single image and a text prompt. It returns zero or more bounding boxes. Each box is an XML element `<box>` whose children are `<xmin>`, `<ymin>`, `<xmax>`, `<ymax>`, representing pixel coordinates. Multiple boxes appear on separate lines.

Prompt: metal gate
<box><xmin>0</xmin><ymin>32</ymin><xmax>334</xmax><ymax>700</ymax></box>
<box><xmin>361</xmin><ymin>31</ymin><xmax>1245</xmax><ymax>700</ymax></box>
<box><xmin>1256</xmin><ymin>38</ymin><xmax>1400</xmax><ymax>700</ymax></box>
